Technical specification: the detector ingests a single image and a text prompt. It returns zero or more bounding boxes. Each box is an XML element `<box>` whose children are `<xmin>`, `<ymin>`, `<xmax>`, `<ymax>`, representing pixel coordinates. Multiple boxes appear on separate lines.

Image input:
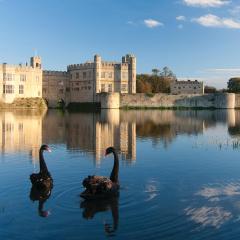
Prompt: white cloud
<box><xmin>176</xmin><ymin>15</ymin><xmax>186</xmax><ymax>21</ymax></box>
<box><xmin>183</xmin><ymin>0</ymin><xmax>230</xmax><ymax>8</ymax></box>
<box><xmin>144</xmin><ymin>19</ymin><xmax>164</xmax><ymax>28</ymax></box>
<box><xmin>192</xmin><ymin>14</ymin><xmax>240</xmax><ymax>29</ymax></box>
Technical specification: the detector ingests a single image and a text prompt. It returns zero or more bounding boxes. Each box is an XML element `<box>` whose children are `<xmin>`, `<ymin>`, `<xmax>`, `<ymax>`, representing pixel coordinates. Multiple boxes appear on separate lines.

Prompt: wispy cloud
<box><xmin>183</xmin><ymin>0</ymin><xmax>230</xmax><ymax>8</ymax></box>
<box><xmin>127</xmin><ymin>21</ymin><xmax>137</xmax><ymax>26</ymax></box>
<box><xmin>229</xmin><ymin>6</ymin><xmax>240</xmax><ymax>16</ymax></box>
<box><xmin>176</xmin><ymin>15</ymin><xmax>186</xmax><ymax>21</ymax></box>
<box><xmin>192</xmin><ymin>14</ymin><xmax>240</xmax><ymax>29</ymax></box>
<box><xmin>144</xmin><ymin>19</ymin><xmax>164</xmax><ymax>28</ymax></box>
<box><xmin>206</xmin><ymin>68</ymin><xmax>240</xmax><ymax>73</ymax></box>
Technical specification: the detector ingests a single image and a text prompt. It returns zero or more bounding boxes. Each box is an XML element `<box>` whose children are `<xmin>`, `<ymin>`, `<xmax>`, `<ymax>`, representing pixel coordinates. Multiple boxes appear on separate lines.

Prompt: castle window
<box><xmin>121</xmin><ymin>84</ymin><xmax>127</xmax><ymax>92</ymax></box>
<box><xmin>59</xmin><ymin>89</ymin><xmax>64</xmax><ymax>94</ymax></box>
<box><xmin>83</xmin><ymin>72</ymin><xmax>87</xmax><ymax>79</ymax></box>
<box><xmin>3</xmin><ymin>85</ymin><xmax>14</xmax><ymax>94</ymax></box>
<box><xmin>101</xmin><ymin>84</ymin><xmax>105</xmax><ymax>92</ymax></box>
<box><xmin>36</xmin><ymin>76</ymin><xmax>39</xmax><ymax>82</ymax></box>
<box><xmin>101</xmin><ymin>72</ymin><xmax>105</xmax><ymax>78</ymax></box>
<box><xmin>19</xmin><ymin>85</ymin><xmax>24</xmax><ymax>94</ymax></box>
<box><xmin>20</xmin><ymin>74</ymin><xmax>26</xmax><ymax>81</ymax></box>
<box><xmin>66</xmin><ymin>87</ymin><xmax>70</xmax><ymax>92</ymax></box>
<box><xmin>3</xmin><ymin>73</ymin><xmax>14</xmax><ymax>81</ymax></box>
<box><xmin>88</xmin><ymin>86</ymin><xmax>91</xmax><ymax>90</ymax></box>
<box><xmin>76</xmin><ymin>72</ymin><xmax>79</xmax><ymax>79</ymax></box>
<box><xmin>108</xmin><ymin>84</ymin><xmax>112</xmax><ymax>92</ymax></box>
<box><xmin>108</xmin><ymin>72</ymin><xmax>113</xmax><ymax>78</ymax></box>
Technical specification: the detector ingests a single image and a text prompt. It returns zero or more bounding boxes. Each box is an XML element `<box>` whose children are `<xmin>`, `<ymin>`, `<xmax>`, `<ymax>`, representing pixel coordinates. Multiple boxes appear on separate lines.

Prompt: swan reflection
<box><xmin>29</xmin><ymin>145</ymin><xmax>53</xmax><ymax>218</ymax></box>
<box><xmin>29</xmin><ymin>184</ymin><xmax>53</xmax><ymax>218</ymax></box>
<box><xmin>80</xmin><ymin>196</ymin><xmax>119</xmax><ymax>236</ymax></box>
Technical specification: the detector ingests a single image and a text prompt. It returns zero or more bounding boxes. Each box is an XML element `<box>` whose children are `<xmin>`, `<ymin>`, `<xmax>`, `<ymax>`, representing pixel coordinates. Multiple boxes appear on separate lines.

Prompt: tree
<box><xmin>136</xmin><ymin>66</ymin><xmax>176</xmax><ymax>94</ymax></box>
<box><xmin>160</xmin><ymin>66</ymin><xmax>176</xmax><ymax>79</ymax></box>
<box><xmin>204</xmin><ymin>85</ymin><xmax>217</xmax><ymax>93</ymax></box>
<box><xmin>152</xmin><ymin>68</ymin><xmax>160</xmax><ymax>76</ymax></box>
<box><xmin>228</xmin><ymin>78</ymin><xmax>240</xmax><ymax>93</ymax></box>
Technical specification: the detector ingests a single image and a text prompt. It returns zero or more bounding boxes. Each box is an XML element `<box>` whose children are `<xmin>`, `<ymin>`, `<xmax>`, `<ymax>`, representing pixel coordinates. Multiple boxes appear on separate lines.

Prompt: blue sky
<box><xmin>0</xmin><ymin>0</ymin><xmax>240</xmax><ymax>88</ymax></box>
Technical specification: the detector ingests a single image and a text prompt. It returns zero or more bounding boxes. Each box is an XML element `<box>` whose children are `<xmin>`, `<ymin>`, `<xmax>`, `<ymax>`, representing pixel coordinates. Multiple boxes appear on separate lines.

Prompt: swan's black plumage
<box><xmin>81</xmin><ymin>147</ymin><xmax>119</xmax><ymax>199</ymax></box>
<box><xmin>30</xmin><ymin>145</ymin><xmax>53</xmax><ymax>190</ymax></box>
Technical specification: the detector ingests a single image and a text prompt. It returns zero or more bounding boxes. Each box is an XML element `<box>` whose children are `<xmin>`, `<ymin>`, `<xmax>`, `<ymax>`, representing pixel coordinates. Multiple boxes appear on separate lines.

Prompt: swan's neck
<box><xmin>39</xmin><ymin>150</ymin><xmax>49</xmax><ymax>175</ymax></box>
<box><xmin>38</xmin><ymin>199</ymin><xmax>45</xmax><ymax>212</ymax></box>
<box><xmin>110</xmin><ymin>151</ymin><xmax>119</xmax><ymax>183</ymax></box>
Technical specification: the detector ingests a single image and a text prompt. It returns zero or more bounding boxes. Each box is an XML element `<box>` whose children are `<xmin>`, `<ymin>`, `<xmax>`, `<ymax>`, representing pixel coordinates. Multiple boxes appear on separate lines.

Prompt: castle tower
<box><xmin>94</xmin><ymin>55</ymin><xmax>101</xmax><ymax>94</ymax></box>
<box><xmin>30</xmin><ymin>56</ymin><xmax>42</xmax><ymax>69</ymax></box>
<box><xmin>123</xmin><ymin>54</ymin><xmax>136</xmax><ymax>94</ymax></box>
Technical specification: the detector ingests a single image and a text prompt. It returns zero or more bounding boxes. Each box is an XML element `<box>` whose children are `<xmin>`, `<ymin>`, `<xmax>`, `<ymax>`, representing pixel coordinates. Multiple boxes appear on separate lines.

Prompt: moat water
<box><xmin>1</xmin><ymin>109</ymin><xmax>240</xmax><ymax>240</ymax></box>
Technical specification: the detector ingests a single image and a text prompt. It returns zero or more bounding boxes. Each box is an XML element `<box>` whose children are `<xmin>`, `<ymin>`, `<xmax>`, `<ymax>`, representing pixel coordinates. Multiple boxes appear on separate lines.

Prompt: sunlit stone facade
<box><xmin>43</xmin><ymin>54</ymin><xmax>136</xmax><ymax>107</ymax></box>
<box><xmin>170</xmin><ymin>80</ymin><xmax>204</xmax><ymax>95</ymax></box>
<box><xmin>0</xmin><ymin>56</ymin><xmax>42</xmax><ymax>103</ymax></box>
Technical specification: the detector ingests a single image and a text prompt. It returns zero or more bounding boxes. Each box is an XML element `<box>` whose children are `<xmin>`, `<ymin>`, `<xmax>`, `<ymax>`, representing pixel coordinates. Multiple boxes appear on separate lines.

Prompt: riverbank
<box><xmin>0</xmin><ymin>98</ymin><xmax>47</xmax><ymax>109</ymax></box>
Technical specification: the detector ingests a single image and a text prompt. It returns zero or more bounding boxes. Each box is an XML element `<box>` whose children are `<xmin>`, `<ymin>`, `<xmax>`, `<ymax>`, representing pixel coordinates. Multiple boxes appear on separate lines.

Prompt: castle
<box><xmin>0</xmin><ymin>56</ymin><xmax>42</xmax><ymax>103</ymax></box>
<box><xmin>43</xmin><ymin>54</ymin><xmax>136</xmax><ymax>107</ymax></box>
<box><xmin>0</xmin><ymin>54</ymin><xmax>136</xmax><ymax>107</ymax></box>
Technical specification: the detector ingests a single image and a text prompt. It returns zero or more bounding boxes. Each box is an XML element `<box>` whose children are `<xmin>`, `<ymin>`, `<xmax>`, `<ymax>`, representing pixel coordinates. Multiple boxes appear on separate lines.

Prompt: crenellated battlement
<box><xmin>43</xmin><ymin>70</ymin><xmax>69</xmax><ymax>76</ymax></box>
<box><xmin>0</xmin><ymin>63</ymin><xmax>39</xmax><ymax>71</ymax></box>
<box><xmin>67</xmin><ymin>62</ymin><xmax>94</xmax><ymax>71</ymax></box>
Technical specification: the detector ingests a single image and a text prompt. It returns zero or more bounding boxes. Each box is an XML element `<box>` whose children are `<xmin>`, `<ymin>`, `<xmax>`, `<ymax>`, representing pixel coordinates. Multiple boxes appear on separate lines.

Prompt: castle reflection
<box><xmin>0</xmin><ymin>110</ymin><xmax>46</xmax><ymax>161</ymax></box>
<box><xmin>43</xmin><ymin>109</ymin><xmax>136</xmax><ymax>163</ymax></box>
<box><xmin>0</xmin><ymin>109</ymin><xmax>240</xmax><ymax>163</ymax></box>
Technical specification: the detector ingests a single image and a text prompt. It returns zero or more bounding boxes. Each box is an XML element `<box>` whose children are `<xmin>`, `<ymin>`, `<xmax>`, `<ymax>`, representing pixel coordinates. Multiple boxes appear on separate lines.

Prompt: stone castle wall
<box><xmin>120</xmin><ymin>93</ymin><xmax>236</xmax><ymax>109</ymax></box>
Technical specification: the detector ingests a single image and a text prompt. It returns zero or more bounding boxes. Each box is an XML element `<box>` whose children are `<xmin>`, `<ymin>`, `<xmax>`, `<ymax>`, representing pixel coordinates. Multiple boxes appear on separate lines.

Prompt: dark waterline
<box><xmin>0</xmin><ymin>109</ymin><xmax>240</xmax><ymax>240</ymax></box>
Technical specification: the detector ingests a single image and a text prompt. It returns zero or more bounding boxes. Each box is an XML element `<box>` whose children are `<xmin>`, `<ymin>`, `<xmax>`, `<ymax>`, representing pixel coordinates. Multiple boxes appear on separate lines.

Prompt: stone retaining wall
<box><xmin>120</xmin><ymin>93</ymin><xmax>236</xmax><ymax>109</ymax></box>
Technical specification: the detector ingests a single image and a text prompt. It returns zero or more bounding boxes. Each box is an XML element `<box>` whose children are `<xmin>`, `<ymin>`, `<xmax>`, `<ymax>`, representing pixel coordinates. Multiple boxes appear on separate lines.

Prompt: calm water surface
<box><xmin>1</xmin><ymin>109</ymin><xmax>240</xmax><ymax>240</ymax></box>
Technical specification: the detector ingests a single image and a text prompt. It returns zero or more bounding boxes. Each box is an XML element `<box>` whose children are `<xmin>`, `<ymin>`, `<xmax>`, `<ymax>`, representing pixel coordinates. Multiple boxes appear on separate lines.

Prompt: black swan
<box><xmin>30</xmin><ymin>145</ymin><xmax>53</xmax><ymax>190</ymax></box>
<box><xmin>80</xmin><ymin>196</ymin><xmax>119</xmax><ymax>236</ymax></box>
<box><xmin>29</xmin><ymin>183</ymin><xmax>53</xmax><ymax>217</ymax></box>
<box><xmin>80</xmin><ymin>147</ymin><xmax>119</xmax><ymax>199</ymax></box>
